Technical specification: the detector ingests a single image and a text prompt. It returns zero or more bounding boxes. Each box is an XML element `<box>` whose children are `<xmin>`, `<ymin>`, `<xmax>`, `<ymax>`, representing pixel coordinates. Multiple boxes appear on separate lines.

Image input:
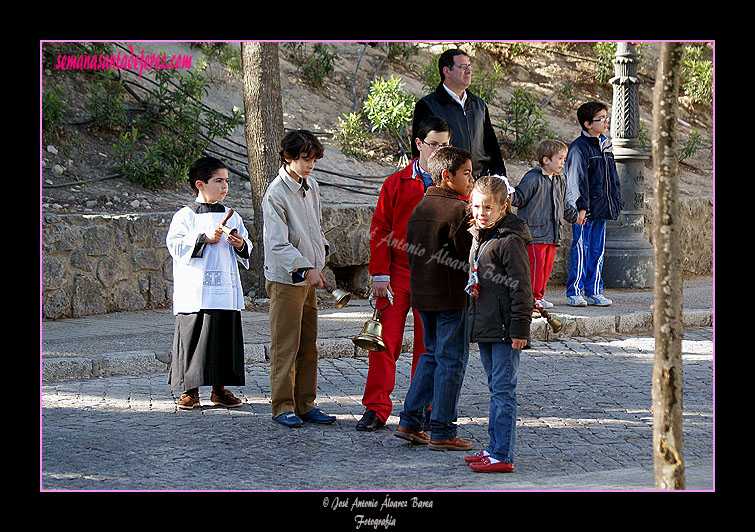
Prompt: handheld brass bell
<box><xmin>353</xmin><ymin>293</ymin><xmax>392</xmax><ymax>352</ymax></box>
<box><xmin>534</xmin><ymin>302</ymin><xmax>565</xmax><ymax>333</ymax></box>
<box><xmin>324</xmin><ymin>283</ymin><xmax>351</xmax><ymax>309</ymax></box>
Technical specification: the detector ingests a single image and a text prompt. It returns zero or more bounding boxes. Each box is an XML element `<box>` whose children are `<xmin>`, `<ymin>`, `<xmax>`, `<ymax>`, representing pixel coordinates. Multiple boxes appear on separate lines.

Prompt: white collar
<box><xmin>442</xmin><ymin>82</ymin><xmax>466</xmax><ymax>107</ymax></box>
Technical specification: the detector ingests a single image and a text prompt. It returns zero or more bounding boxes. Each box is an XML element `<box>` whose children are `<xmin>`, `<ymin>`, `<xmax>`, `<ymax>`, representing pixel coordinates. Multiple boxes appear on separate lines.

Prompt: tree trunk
<box><xmin>240</xmin><ymin>42</ymin><xmax>284</xmax><ymax>296</ymax></box>
<box><xmin>651</xmin><ymin>41</ymin><xmax>685</xmax><ymax>490</ymax></box>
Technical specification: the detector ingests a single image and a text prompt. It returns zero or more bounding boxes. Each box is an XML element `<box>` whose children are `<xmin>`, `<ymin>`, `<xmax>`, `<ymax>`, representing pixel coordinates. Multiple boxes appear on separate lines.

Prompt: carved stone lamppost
<box><xmin>602</xmin><ymin>42</ymin><xmax>654</xmax><ymax>288</ymax></box>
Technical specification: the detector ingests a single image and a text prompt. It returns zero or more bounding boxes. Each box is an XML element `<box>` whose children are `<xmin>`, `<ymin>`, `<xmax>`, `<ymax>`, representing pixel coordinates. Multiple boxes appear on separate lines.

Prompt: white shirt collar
<box><xmin>442</xmin><ymin>82</ymin><xmax>466</xmax><ymax>107</ymax></box>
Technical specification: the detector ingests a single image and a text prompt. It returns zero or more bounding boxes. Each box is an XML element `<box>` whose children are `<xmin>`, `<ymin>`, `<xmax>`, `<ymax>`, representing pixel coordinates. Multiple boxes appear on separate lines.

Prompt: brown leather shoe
<box><xmin>429</xmin><ymin>436</ymin><xmax>473</xmax><ymax>451</ymax></box>
<box><xmin>177</xmin><ymin>389</ymin><xmax>200</xmax><ymax>410</ymax></box>
<box><xmin>211</xmin><ymin>388</ymin><xmax>242</xmax><ymax>408</ymax></box>
<box><xmin>394</xmin><ymin>425</ymin><xmax>430</xmax><ymax>445</ymax></box>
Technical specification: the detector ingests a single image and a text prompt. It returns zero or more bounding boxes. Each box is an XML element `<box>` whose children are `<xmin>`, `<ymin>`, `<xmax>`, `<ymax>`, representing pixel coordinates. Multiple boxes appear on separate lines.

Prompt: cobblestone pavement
<box><xmin>41</xmin><ymin>328</ymin><xmax>713</xmax><ymax>492</ymax></box>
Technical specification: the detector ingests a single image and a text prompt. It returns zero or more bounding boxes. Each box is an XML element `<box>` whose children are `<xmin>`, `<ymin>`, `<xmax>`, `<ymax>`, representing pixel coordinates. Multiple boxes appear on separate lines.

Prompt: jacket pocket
<box><xmin>524</xmin><ymin>217</ymin><xmax>549</xmax><ymax>240</ymax></box>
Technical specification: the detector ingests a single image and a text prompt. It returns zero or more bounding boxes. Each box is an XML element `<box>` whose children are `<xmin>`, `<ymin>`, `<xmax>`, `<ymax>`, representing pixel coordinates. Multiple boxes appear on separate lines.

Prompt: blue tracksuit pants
<box><xmin>566</xmin><ymin>219</ymin><xmax>606</xmax><ymax>297</ymax></box>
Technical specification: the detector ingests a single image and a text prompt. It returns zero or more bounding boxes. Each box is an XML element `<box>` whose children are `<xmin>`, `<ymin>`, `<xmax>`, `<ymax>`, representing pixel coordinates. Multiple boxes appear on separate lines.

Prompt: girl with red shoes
<box><xmin>464</xmin><ymin>175</ymin><xmax>533</xmax><ymax>472</ymax></box>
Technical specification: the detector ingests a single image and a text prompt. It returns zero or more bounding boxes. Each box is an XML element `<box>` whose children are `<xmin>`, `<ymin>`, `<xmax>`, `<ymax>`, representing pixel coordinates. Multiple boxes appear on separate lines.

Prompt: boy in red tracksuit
<box><xmin>356</xmin><ymin>116</ymin><xmax>453</xmax><ymax>432</ymax></box>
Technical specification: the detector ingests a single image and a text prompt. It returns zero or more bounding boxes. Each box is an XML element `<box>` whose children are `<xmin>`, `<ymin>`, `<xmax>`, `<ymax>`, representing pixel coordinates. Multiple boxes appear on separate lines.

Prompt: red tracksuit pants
<box><xmin>361</xmin><ymin>268</ymin><xmax>425</xmax><ymax>423</ymax></box>
<box><xmin>527</xmin><ymin>243</ymin><xmax>556</xmax><ymax>301</ymax></box>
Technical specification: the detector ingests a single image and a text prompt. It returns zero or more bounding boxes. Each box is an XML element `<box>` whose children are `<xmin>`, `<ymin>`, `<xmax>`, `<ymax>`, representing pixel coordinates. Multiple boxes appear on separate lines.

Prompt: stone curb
<box><xmin>41</xmin><ymin>309</ymin><xmax>712</xmax><ymax>383</ymax></box>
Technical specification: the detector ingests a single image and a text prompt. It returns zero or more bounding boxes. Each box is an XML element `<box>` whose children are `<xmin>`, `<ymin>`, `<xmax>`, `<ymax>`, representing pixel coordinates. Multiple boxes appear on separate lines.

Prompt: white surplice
<box><xmin>166</xmin><ymin>202</ymin><xmax>252</xmax><ymax>314</ymax></box>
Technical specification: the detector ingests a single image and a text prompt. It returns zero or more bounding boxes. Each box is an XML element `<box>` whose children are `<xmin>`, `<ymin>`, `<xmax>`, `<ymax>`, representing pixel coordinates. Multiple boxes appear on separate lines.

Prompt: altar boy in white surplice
<box><xmin>166</xmin><ymin>156</ymin><xmax>252</xmax><ymax>410</ymax></box>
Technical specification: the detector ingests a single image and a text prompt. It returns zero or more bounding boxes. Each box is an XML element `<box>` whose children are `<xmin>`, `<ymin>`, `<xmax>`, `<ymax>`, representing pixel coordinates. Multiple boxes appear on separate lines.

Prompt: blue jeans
<box><xmin>399</xmin><ymin>309</ymin><xmax>469</xmax><ymax>440</ymax></box>
<box><xmin>566</xmin><ymin>219</ymin><xmax>606</xmax><ymax>297</ymax></box>
<box><xmin>479</xmin><ymin>341</ymin><xmax>520</xmax><ymax>463</ymax></box>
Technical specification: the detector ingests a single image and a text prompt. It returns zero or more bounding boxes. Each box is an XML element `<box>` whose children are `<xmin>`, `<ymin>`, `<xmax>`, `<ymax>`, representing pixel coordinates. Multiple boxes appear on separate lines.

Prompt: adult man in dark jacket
<box><xmin>411</xmin><ymin>48</ymin><xmax>506</xmax><ymax>178</ymax></box>
<box><xmin>564</xmin><ymin>101</ymin><xmax>624</xmax><ymax>307</ymax></box>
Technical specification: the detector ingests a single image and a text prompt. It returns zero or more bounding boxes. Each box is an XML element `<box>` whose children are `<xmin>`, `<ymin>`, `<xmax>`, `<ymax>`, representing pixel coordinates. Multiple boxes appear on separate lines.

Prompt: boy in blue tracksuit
<box><xmin>564</xmin><ymin>102</ymin><xmax>623</xmax><ymax>306</ymax></box>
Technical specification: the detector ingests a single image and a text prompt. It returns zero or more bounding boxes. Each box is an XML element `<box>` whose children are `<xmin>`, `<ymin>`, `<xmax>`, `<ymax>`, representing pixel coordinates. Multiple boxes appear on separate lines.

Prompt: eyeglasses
<box><xmin>421</xmin><ymin>140</ymin><xmax>451</xmax><ymax>149</ymax></box>
<box><xmin>591</xmin><ymin>116</ymin><xmax>610</xmax><ymax>123</ymax></box>
<box><xmin>452</xmin><ymin>63</ymin><xmax>473</xmax><ymax>71</ymax></box>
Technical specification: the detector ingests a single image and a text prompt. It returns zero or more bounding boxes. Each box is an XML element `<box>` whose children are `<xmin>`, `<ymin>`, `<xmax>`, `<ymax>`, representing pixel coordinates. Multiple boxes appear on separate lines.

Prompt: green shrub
<box><xmin>113</xmin><ymin>66</ymin><xmax>242</xmax><ymax>188</ymax></box>
<box><xmin>285</xmin><ymin>42</ymin><xmax>339</xmax><ymax>87</ymax></box>
<box><xmin>363</xmin><ymin>75</ymin><xmax>416</xmax><ymax>161</ymax></box>
<box><xmin>87</xmin><ymin>71</ymin><xmax>128</xmax><ymax>131</ymax></box>
<box><xmin>334</xmin><ymin>112</ymin><xmax>372</xmax><ymax>159</ymax></box>
<box><xmin>43</xmin><ymin>85</ymin><xmax>67</xmax><ymax>140</ymax></box>
<box><xmin>682</xmin><ymin>46</ymin><xmax>713</xmax><ymax>105</ymax></box>
<box><xmin>501</xmin><ymin>88</ymin><xmax>551</xmax><ymax>158</ymax></box>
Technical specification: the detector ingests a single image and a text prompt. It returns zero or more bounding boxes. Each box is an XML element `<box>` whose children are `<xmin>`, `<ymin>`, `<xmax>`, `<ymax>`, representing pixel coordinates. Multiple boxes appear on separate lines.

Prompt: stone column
<box><xmin>603</xmin><ymin>42</ymin><xmax>654</xmax><ymax>288</ymax></box>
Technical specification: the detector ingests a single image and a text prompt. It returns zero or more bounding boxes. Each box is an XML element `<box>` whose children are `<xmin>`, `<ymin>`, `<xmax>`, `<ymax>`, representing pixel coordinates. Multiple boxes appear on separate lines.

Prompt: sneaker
<box><xmin>273</xmin><ymin>411</ymin><xmax>303</xmax><ymax>428</ymax></box>
<box><xmin>567</xmin><ymin>295</ymin><xmax>587</xmax><ymax>307</ymax></box>
<box><xmin>585</xmin><ymin>293</ymin><xmax>613</xmax><ymax>306</ymax></box>
<box><xmin>211</xmin><ymin>388</ymin><xmax>242</xmax><ymax>408</ymax></box>
<box><xmin>177</xmin><ymin>390</ymin><xmax>200</xmax><ymax>410</ymax></box>
<box><xmin>536</xmin><ymin>298</ymin><xmax>554</xmax><ymax>309</ymax></box>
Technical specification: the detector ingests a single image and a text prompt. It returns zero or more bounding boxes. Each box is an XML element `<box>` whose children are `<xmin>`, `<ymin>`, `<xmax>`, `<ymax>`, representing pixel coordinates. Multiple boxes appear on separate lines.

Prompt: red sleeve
<box><xmin>369</xmin><ymin>175</ymin><xmax>397</xmax><ymax>277</ymax></box>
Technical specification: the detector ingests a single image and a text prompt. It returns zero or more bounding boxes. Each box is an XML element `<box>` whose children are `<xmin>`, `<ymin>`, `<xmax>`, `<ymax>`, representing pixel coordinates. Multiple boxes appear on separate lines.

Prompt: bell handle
<box><xmin>368</xmin><ymin>291</ymin><xmax>392</xmax><ymax>311</ymax></box>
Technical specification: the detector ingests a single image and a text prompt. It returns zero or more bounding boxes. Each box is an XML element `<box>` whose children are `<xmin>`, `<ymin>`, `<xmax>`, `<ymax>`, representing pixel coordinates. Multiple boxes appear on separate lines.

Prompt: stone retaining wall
<box><xmin>41</xmin><ymin>197</ymin><xmax>712</xmax><ymax>319</ymax></box>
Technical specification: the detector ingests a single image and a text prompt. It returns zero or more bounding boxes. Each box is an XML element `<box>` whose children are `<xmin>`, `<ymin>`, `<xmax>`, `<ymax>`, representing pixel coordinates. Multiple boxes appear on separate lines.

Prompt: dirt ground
<box><xmin>40</xmin><ymin>41</ymin><xmax>713</xmax><ymax>215</ymax></box>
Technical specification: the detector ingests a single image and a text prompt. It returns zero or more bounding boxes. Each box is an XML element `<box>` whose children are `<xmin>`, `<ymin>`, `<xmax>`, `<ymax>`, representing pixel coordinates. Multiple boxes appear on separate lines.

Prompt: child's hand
<box><xmin>226</xmin><ymin>231</ymin><xmax>245</xmax><ymax>249</ymax></box>
<box><xmin>511</xmin><ymin>338</ymin><xmax>527</xmax><ymax>349</ymax></box>
<box><xmin>371</xmin><ymin>281</ymin><xmax>392</xmax><ymax>300</ymax></box>
<box><xmin>205</xmin><ymin>226</ymin><xmax>223</xmax><ymax>244</ymax></box>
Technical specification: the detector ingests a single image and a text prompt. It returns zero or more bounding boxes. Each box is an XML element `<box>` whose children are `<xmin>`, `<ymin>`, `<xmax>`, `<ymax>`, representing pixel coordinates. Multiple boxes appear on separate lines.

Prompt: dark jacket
<box><xmin>564</xmin><ymin>132</ymin><xmax>624</xmax><ymax>221</ymax></box>
<box><xmin>511</xmin><ymin>167</ymin><xmax>579</xmax><ymax>246</ymax></box>
<box><xmin>467</xmin><ymin>214</ymin><xmax>533</xmax><ymax>343</ymax></box>
<box><xmin>412</xmin><ymin>83</ymin><xmax>506</xmax><ymax>178</ymax></box>
<box><xmin>406</xmin><ymin>186</ymin><xmax>473</xmax><ymax>311</ymax></box>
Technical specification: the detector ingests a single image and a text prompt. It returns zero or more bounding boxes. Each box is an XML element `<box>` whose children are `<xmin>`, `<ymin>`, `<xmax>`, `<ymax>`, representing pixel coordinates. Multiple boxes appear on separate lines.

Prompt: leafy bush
<box><xmin>285</xmin><ymin>42</ymin><xmax>339</xmax><ymax>87</ymax></box>
<box><xmin>113</xmin><ymin>66</ymin><xmax>242</xmax><ymax>188</ymax></box>
<box><xmin>363</xmin><ymin>75</ymin><xmax>416</xmax><ymax>160</ymax></box>
<box><xmin>593</xmin><ymin>42</ymin><xmax>617</xmax><ymax>85</ymax></box>
<box><xmin>43</xmin><ymin>85</ymin><xmax>67</xmax><ymax>140</ymax></box>
<box><xmin>334</xmin><ymin>112</ymin><xmax>372</xmax><ymax>159</ymax></box>
<box><xmin>501</xmin><ymin>88</ymin><xmax>552</xmax><ymax>158</ymax></box>
<box><xmin>87</xmin><ymin>71</ymin><xmax>128</xmax><ymax>131</ymax></box>
<box><xmin>682</xmin><ymin>46</ymin><xmax>713</xmax><ymax>105</ymax></box>
<box><xmin>195</xmin><ymin>42</ymin><xmax>241</xmax><ymax>80</ymax></box>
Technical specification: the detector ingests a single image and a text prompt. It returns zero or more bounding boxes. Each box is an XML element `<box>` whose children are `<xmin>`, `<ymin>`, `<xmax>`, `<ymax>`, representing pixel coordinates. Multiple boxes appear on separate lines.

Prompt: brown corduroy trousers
<box><xmin>266</xmin><ymin>280</ymin><xmax>319</xmax><ymax>418</ymax></box>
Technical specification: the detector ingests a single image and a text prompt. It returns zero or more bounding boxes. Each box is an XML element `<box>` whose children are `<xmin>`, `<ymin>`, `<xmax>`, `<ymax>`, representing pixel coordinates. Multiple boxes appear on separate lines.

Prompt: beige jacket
<box><xmin>262</xmin><ymin>167</ymin><xmax>329</xmax><ymax>285</ymax></box>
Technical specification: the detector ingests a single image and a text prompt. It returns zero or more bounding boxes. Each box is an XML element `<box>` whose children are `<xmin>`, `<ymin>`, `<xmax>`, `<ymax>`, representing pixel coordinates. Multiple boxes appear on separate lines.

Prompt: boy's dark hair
<box><xmin>279</xmin><ymin>129</ymin><xmax>324</xmax><ymax>166</ymax></box>
<box><xmin>427</xmin><ymin>146</ymin><xmax>472</xmax><ymax>186</ymax></box>
<box><xmin>438</xmin><ymin>48</ymin><xmax>469</xmax><ymax>82</ymax></box>
<box><xmin>577</xmin><ymin>101</ymin><xmax>608</xmax><ymax>131</ymax></box>
<box><xmin>188</xmin><ymin>156</ymin><xmax>228</xmax><ymax>196</ymax></box>
<box><xmin>415</xmin><ymin>115</ymin><xmax>453</xmax><ymax>143</ymax></box>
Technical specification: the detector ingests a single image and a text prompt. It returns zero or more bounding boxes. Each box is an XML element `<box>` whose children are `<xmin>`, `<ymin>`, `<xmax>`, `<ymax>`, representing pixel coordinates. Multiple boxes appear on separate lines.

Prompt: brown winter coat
<box><xmin>405</xmin><ymin>186</ymin><xmax>473</xmax><ymax>312</ymax></box>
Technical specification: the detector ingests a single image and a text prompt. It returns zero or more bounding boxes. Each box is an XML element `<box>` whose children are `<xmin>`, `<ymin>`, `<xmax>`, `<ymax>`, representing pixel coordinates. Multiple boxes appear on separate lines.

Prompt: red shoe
<box><xmin>469</xmin><ymin>456</ymin><xmax>514</xmax><ymax>472</ymax></box>
<box><xmin>464</xmin><ymin>450</ymin><xmax>488</xmax><ymax>463</ymax></box>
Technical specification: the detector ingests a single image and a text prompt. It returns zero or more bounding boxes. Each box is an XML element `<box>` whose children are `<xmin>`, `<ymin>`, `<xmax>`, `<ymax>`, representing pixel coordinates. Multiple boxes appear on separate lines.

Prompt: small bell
<box><xmin>327</xmin><ymin>286</ymin><xmax>352</xmax><ymax>309</ymax></box>
<box><xmin>534</xmin><ymin>303</ymin><xmax>565</xmax><ymax>334</ymax></box>
<box><xmin>353</xmin><ymin>296</ymin><xmax>391</xmax><ymax>352</ymax></box>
